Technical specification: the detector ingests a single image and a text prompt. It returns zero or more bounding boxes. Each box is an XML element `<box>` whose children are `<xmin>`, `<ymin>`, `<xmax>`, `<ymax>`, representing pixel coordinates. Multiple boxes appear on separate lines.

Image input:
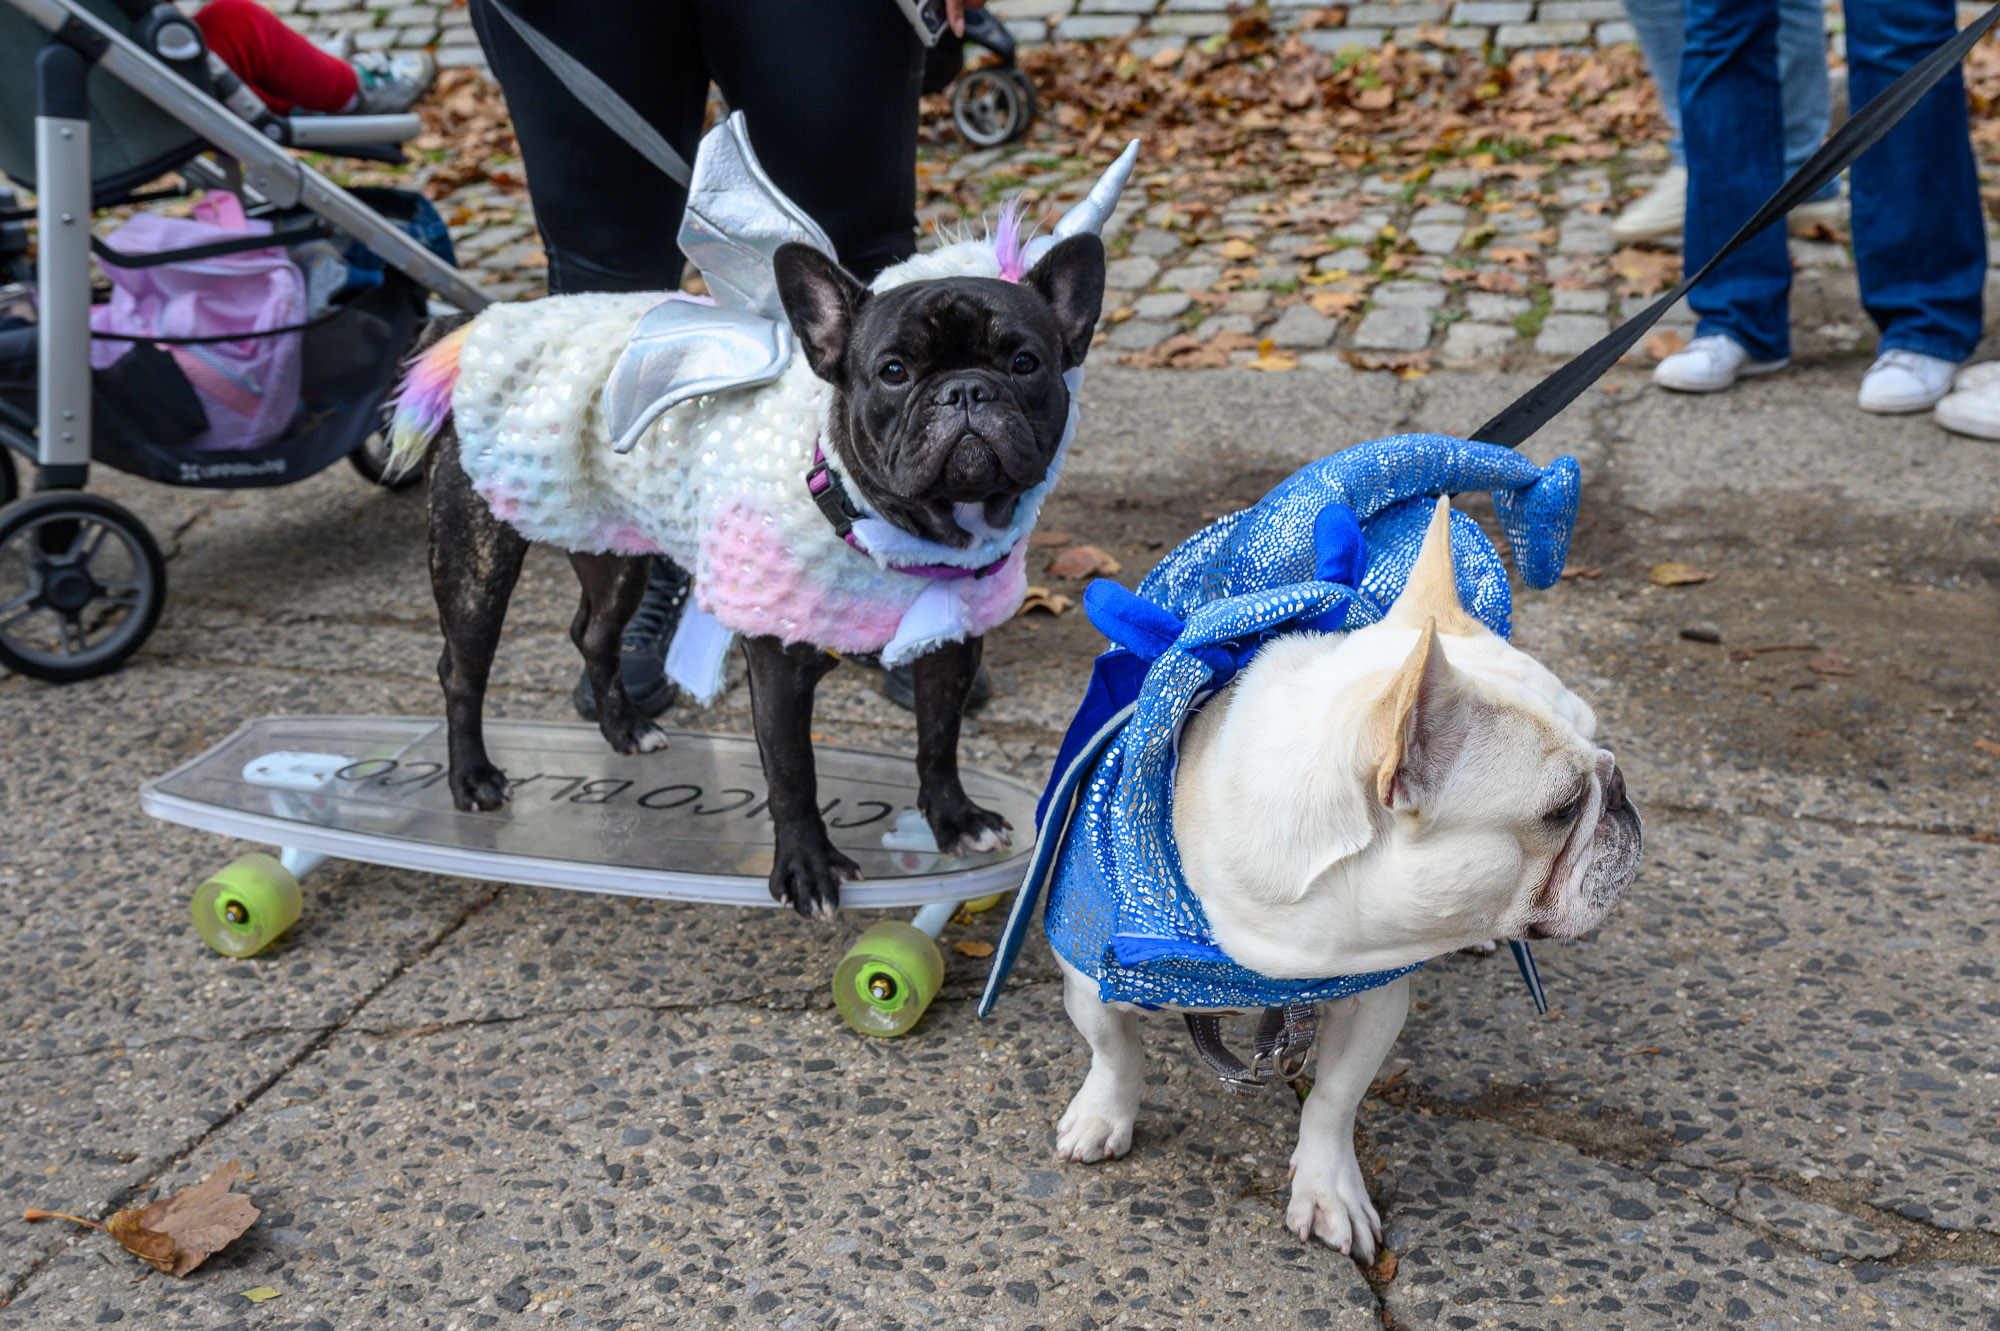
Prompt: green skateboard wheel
<box><xmin>192</xmin><ymin>853</ymin><xmax>302</xmax><ymax>958</ymax></box>
<box><xmin>833</xmin><ymin>920</ymin><xmax>945</xmax><ymax>1038</ymax></box>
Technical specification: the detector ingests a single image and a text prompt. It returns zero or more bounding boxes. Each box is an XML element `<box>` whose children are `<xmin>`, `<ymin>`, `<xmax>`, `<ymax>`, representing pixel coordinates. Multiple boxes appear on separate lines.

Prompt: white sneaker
<box><xmin>1953</xmin><ymin>360</ymin><xmax>2000</xmax><ymax>393</ymax></box>
<box><xmin>1857</xmin><ymin>349</ymin><xmax>1959</xmax><ymax>414</ymax></box>
<box><xmin>1935</xmin><ymin>383</ymin><xmax>2000</xmax><ymax>440</ymax></box>
<box><xmin>1610</xmin><ymin>165</ymin><xmax>1687</xmax><ymax>243</ymax></box>
<box><xmin>349</xmin><ymin>50</ymin><xmax>438</xmax><ymax>115</ymax></box>
<box><xmin>1653</xmin><ymin>334</ymin><xmax>1789</xmax><ymax>393</ymax></box>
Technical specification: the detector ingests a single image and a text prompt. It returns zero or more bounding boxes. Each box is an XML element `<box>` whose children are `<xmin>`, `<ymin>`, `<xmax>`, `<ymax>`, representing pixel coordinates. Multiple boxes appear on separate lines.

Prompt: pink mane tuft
<box><xmin>991</xmin><ymin>200</ymin><xmax>1031</xmax><ymax>283</ymax></box>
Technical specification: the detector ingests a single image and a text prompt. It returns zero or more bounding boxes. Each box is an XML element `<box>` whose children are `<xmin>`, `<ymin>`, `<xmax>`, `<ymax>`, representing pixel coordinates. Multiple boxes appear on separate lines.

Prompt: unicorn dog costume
<box><xmin>392</xmin><ymin>116</ymin><xmax>1135</xmax><ymax>698</ymax></box>
<box><xmin>390</xmin><ymin>114</ymin><xmax>1131</xmax><ymax>916</ymax></box>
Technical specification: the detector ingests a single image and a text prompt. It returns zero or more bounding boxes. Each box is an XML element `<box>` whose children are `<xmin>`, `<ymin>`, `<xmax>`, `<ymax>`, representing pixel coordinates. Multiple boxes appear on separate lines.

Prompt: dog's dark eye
<box><xmin>879</xmin><ymin>360</ymin><xmax>909</xmax><ymax>385</ymax></box>
<box><xmin>1545</xmin><ymin>792</ymin><xmax>1583</xmax><ymax>825</ymax></box>
<box><xmin>1011</xmin><ymin>351</ymin><xmax>1039</xmax><ymax>376</ymax></box>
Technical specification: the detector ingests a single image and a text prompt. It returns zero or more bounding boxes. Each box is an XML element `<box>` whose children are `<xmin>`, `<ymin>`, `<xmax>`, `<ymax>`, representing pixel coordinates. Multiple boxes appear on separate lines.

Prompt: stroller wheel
<box><xmin>0</xmin><ymin>492</ymin><xmax>167</xmax><ymax>683</ymax></box>
<box><xmin>350</xmin><ymin>432</ymin><xmax>421</xmax><ymax>490</ymax></box>
<box><xmin>952</xmin><ymin>67</ymin><xmax>1037</xmax><ymax>148</ymax></box>
<box><xmin>0</xmin><ymin>451</ymin><xmax>16</xmax><ymax>508</ymax></box>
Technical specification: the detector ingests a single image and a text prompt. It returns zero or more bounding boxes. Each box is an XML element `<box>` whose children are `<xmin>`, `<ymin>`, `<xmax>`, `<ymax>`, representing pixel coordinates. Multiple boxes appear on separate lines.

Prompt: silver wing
<box><xmin>604</xmin><ymin>299</ymin><xmax>795</xmax><ymax>455</ymax></box>
<box><xmin>679</xmin><ymin>111</ymin><xmax>835</xmax><ymax>320</ymax></box>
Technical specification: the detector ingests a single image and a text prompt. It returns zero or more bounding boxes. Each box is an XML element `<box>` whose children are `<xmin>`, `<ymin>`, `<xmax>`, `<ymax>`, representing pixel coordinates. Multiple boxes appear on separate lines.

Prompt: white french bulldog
<box><xmin>1052</xmin><ymin>497</ymin><xmax>1643</xmax><ymax>1261</ymax></box>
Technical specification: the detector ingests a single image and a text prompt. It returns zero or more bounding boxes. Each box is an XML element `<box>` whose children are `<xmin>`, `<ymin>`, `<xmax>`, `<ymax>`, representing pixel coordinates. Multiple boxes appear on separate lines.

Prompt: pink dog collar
<box><xmin>804</xmin><ymin>446</ymin><xmax>1011</xmax><ymax>581</ymax></box>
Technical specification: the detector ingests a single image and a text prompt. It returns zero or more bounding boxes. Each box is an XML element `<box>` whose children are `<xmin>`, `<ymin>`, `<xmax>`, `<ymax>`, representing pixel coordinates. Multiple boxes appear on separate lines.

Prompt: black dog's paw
<box><xmin>925</xmin><ymin>800</ymin><xmax>1013</xmax><ymax>858</ymax></box>
<box><xmin>450</xmin><ymin>763</ymin><xmax>510</xmax><ymax>812</ymax></box>
<box><xmin>768</xmin><ymin>832</ymin><xmax>861</xmax><ymax>920</ymax></box>
<box><xmin>600</xmin><ymin>712</ymin><xmax>670</xmax><ymax>757</ymax></box>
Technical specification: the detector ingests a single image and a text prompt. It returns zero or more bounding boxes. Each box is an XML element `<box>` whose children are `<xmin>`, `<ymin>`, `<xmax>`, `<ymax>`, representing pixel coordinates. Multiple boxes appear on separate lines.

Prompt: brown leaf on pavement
<box><xmin>953</xmin><ymin>940</ymin><xmax>996</xmax><ymax>958</ymax></box>
<box><xmin>1610</xmin><ymin>247</ymin><xmax>1682</xmax><ymax>297</ymax></box>
<box><xmin>1805</xmin><ymin>652</ymin><xmax>1854</xmax><ymax>677</ymax></box>
<box><xmin>1048</xmin><ymin>544</ymin><xmax>1124</xmax><ymax>579</ymax></box>
<box><xmin>1308</xmin><ymin>290</ymin><xmax>1365</xmax><ymax>318</ymax></box>
<box><xmin>1475</xmin><ymin>269</ymin><xmax>1525</xmax><ymax>294</ymax></box>
<box><xmin>1029</xmin><ymin>529</ymin><xmax>1073</xmax><ymax>547</ymax></box>
<box><xmin>1643</xmin><ymin>329</ymin><xmax>1688</xmax><ymax>361</ymax></box>
<box><xmin>109</xmin><ymin>1161</ymin><xmax>258</xmax><ymax>1277</ymax></box>
<box><xmin>1648</xmin><ymin>562</ymin><xmax>1714</xmax><ymax>586</ymax></box>
<box><xmin>1018</xmin><ymin>586</ymin><xmax>1074</xmax><ymax>617</ymax></box>
<box><xmin>1973</xmin><ymin>737</ymin><xmax>2000</xmax><ymax>756</ymax></box>
<box><xmin>1367</xmin><ymin>1249</ymin><xmax>1399</xmax><ymax>1281</ymax></box>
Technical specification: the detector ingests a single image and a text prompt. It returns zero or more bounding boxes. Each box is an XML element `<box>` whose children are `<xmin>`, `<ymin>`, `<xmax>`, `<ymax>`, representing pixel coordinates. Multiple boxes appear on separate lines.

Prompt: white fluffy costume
<box><xmin>391</xmin><ymin>117</ymin><xmax>1136</xmax><ymax>696</ymax></box>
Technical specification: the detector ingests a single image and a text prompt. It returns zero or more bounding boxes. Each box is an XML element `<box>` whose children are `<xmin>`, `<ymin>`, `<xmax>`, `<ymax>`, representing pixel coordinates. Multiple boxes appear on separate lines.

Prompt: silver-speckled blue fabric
<box><xmin>979</xmin><ymin>434</ymin><xmax>1579</xmax><ymax>1016</ymax></box>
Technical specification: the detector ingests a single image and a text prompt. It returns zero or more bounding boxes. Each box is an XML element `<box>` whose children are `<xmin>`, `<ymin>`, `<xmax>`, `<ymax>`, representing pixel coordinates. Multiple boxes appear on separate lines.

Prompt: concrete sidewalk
<box><xmin>2</xmin><ymin>363</ymin><xmax>1997</xmax><ymax>1330</ymax></box>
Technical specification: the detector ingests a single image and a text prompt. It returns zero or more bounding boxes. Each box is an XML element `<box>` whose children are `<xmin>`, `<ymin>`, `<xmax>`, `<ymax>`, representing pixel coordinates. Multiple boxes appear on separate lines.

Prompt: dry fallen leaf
<box><xmin>113</xmin><ymin>1161</ymin><xmax>259</xmax><ymax>1277</ymax></box>
<box><xmin>29</xmin><ymin>1161</ymin><xmax>259</xmax><ymax>1278</ymax></box>
<box><xmin>953</xmin><ymin>940</ymin><xmax>996</xmax><ymax>958</ymax></box>
<box><xmin>1029</xmin><ymin>528</ymin><xmax>1073</xmax><ymax>548</ymax></box>
<box><xmin>1805</xmin><ymin>652</ymin><xmax>1854</xmax><ymax>677</ymax></box>
<box><xmin>1048</xmin><ymin>544</ymin><xmax>1124</xmax><ymax>579</ymax></box>
<box><xmin>1018</xmin><ymin>586</ymin><xmax>1073</xmax><ymax>617</ymax></box>
<box><xmin>1218</xmin><ymin>238</ymin><xmax>1260</xmax><ymax>261</ymax></box>
<box><xmin>1474</xmin><ymin>268</ymin><xmax>1525</xmax><ymax>294</ymax></box>
<box><xmin>1648</xmin><ymin>561</ymin><xmax>1715</xmax><ymax>586</ymax></box>
<box><xmin>1367</xmin><ymin>1249</ymin><xmax>1399</xmax><ymax>1281</ymax></box>
<box><xmin>1610</xmin><ymin>246</ymin><xmax>1681</xmax><ymax>297</ymax></box>
<box><xmin>239</xmin><ymin>1287</ymin><xmax>283</xmax><ymax>1304</ymax></box>
<box><xmin>1644</xmin><ymin>329</ymin><xmax>1688</xmax><ymax>361</ymax></box>
<box><xmin>1307</xmin><ymin>290</ymin><xmax>1365</xmax><ymax>318</ymax></box>
<box><xmin>1245</xmin><ymin>337</ymin><xmax>1300</xmax><ymax>371</ymax></box>
<box><xmin>1974</xmin><ymin>737</ymin><xmax>2000</xmax><ymax>756</ymax></box>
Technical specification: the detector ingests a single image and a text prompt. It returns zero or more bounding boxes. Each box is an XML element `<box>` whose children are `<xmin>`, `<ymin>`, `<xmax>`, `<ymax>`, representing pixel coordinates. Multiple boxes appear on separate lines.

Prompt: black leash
<box><xmin>1473</xmin><ymin>1</ymin><xmax>2000</xmax><ymax>450</ymax></box>
<box><xmin>1180</xmin><ymin>10</ymin><xmax>2000</xmax><ymax>1095</ymax></box>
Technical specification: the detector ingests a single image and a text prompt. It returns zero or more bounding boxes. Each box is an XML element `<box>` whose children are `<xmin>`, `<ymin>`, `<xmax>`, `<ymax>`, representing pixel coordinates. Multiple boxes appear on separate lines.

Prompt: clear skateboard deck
<box><xmin>141</xmin><ymin>716</ymin><xmax>1039</xmax><ymax>909</ymax></box>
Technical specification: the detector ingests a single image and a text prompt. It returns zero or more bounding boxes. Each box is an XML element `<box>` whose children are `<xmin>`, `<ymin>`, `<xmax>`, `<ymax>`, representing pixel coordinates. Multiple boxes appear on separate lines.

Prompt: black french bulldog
<box><xmin>423</xmin><ymin>235</ymin><xmax>1105</xmax><ymax>917</ymax></box>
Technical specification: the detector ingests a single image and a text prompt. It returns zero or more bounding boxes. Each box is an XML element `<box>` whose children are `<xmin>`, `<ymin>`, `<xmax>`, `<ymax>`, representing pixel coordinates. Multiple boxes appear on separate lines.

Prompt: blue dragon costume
<box><xmin>977</xmin><ymin>434</ymin><xmax>1583</xmax><ymax>1086</ymax></box>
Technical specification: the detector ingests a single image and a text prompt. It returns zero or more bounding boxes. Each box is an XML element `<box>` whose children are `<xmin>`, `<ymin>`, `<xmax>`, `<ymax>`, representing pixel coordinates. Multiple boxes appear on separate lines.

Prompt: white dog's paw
<box><xmin>635</xmin><ymin>725</ymin><xmax>671</xmax><ymax>754</ymax></box>
<box><xmin>1460</xmin><ymin>938</ymin><xmax>1498</xmax><ymax>955</ymax></box>
<box><xmin>1285</xmin><ymin>1150</ymin><xmax>1382</xmax><ymax>1262</ymax></box>
<box><xmin>1054</xmin><ymin>1096</ymin><xmax>1134</xmax><ymax>1163</ymax></box>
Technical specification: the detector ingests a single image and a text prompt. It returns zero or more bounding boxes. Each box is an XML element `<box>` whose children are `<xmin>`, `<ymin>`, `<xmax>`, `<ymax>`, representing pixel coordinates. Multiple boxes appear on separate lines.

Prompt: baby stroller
<box><xmin>0</xmin><ymin>0</ymin><xmax>487</xmax><ymax>682</ymax></box>
<box><xmin>922</xmin><ymin>8</ymin><xmax>1036</xmax><ymax>148</ymax></box>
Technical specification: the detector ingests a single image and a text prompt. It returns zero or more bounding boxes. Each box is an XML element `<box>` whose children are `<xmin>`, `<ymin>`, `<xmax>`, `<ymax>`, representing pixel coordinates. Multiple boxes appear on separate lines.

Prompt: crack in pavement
<box><xmin>1376</xmin><ymin>1081</ymin><xmax>2000</xmax><ymax>1273</ymax></box>
<box><xmin>0</xmin><ymin>884</ymin><xmax>505</xmax><ymax>1311</ymax></box>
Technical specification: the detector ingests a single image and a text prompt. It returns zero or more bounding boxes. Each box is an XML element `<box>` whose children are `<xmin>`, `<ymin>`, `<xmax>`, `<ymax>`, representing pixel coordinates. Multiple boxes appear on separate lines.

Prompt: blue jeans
<box><xmin>1680</xmin><ymin>0</ymin><xmax>1986</xmax><ymax>363</ymax></box>
<box><xmin>1621</xmin><ymin>0</ymin><xmax>1835</xmax><ymax>201</ymax></box>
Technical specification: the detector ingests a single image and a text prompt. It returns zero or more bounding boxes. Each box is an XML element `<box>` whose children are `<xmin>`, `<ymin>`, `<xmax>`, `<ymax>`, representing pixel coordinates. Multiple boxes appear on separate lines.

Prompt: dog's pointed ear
<box><xmin>1382</xmin><ymin>497</ymin><xmax>1482</xmax><ymax>637</ymax></box>
<box><xmin>1024</xmin><ymin>234</ymin><xmax>1107</xmax><ymax>370</ymax></box>
<box><xmin>1374</xmin><ymin>619</ymin><xmax>1474</xmax><ymax>809</ymax></box>
<box><xmin>774</xmin><ymin>243</ymin><xmax>868</xmax><ymax>384</ymax></box>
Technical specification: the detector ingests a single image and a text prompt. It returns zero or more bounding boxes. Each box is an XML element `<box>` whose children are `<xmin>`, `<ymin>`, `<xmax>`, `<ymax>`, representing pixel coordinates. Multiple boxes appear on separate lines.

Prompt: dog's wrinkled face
<box><xmin>1176</xmin><ymin>498</ymin><xmax>1643</xmax><ymax>978</ymax></box>
<box><xmin>774</xmin><ymin>238</ymin><xmax>1106</xmax><ymax>547</ymax></box>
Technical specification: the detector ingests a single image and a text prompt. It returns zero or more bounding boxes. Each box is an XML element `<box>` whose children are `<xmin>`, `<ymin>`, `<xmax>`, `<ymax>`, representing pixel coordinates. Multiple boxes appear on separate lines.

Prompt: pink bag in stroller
<box><xmin>88</xmin><ymin>191</ymin><xmax>305</xmax><ymax>451</ymax></box>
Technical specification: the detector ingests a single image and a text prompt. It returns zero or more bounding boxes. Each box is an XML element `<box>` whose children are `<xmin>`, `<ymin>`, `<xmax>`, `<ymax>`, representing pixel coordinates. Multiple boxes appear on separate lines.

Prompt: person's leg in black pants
<box><xmin>465</xmin><ymin>1</ymin><xmax>929</xmax><ymax>718</ymax></box>
<box><xmin>466</xmin><ymin>0</ymin><xmax>920</xmax><ymax>291</ymax></box>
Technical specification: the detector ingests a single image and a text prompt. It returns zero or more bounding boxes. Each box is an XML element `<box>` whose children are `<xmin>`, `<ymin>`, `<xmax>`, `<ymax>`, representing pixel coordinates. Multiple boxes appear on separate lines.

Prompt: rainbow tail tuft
<box><xmin>384</xmin><ymin>321</ymin><xmax>469</xmax><ymax>480</ymax></box>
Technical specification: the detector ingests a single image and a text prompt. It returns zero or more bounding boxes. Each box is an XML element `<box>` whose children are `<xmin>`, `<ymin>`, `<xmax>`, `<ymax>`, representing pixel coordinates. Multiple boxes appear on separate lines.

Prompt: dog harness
<box><xmin>978</xmin><ymin>434</ymin><xmax>1582</xmax><ymax>1093</ymax></box>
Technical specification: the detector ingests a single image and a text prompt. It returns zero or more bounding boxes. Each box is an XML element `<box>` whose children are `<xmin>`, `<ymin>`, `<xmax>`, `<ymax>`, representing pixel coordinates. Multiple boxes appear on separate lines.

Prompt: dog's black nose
<box><xmin>934</xmin><ymin>378</ymin><xmax>997</xmax><ymax>409</ymax></box>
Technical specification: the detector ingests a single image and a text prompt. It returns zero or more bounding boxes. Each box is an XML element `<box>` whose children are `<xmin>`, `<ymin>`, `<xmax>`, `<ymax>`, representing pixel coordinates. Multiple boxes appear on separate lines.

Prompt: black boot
<box><xmin>879</xmin><ymin>659</ymin><xmax>993</xmax><ymax>713</ymax></box>
<box><xmin>572</xmin><ymin>558</ymin><xmax>689</xmax><ymax>720</ymax></box>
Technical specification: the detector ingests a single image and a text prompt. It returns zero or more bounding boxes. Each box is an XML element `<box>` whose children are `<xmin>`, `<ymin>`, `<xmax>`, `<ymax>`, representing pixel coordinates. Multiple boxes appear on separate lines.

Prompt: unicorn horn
<box><xmin>1051</xmin><ymin>139</ymin><xmax>1140</xmax><ymax>240</ymax></box>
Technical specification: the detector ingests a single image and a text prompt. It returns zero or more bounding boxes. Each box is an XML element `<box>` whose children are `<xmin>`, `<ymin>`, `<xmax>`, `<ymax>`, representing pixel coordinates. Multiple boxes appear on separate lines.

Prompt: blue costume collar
<box><xmin>981</xmin><ymin>433</ymin><xmax>1579</xmax><ymax>1018</ymax></box>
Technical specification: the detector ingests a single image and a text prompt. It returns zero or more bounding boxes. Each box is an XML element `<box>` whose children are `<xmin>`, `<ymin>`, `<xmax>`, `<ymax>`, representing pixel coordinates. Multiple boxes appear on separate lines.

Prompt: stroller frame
<box><xmin>2</xmin><ymin>0</ymin><xmax>490</xmax><ymax>680</ymax></box>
